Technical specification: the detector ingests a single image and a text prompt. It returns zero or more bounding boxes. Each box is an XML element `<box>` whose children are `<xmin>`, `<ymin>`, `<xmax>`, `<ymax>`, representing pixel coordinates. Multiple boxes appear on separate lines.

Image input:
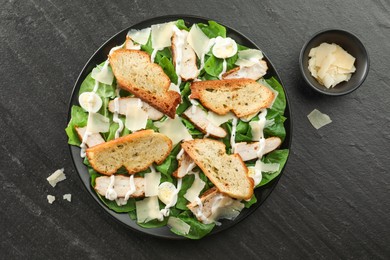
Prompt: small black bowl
<box><xmin>299</xmin><ymin>29</ymin><xmax>369</xmax><ymax>96</ymax></box>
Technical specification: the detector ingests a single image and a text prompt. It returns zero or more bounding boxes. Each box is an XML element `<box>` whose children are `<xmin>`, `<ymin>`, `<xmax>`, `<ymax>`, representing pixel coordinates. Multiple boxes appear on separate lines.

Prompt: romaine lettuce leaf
<box><xmin>258</xmin><ymin>149</ymin><xmax>289</xmax><ymax>187</ymax></box>
<box><xmin>266</xmin><ymin>77</ymin><xmax>286</xmax><ymax>114</ymax></box>
<box><xmin>198</xmin><ymin>21</ymin><xmax>226</xmax><ymax>38</ymax></box>
<box><xmin>174</xmin><ymin>211</ymin><xmax>215</xmax><ymax>239</ymax></box>
<box><xmin>65</xmin><ymin>105</ymin><xmax>88</xmax><ymax>145</ymax></box>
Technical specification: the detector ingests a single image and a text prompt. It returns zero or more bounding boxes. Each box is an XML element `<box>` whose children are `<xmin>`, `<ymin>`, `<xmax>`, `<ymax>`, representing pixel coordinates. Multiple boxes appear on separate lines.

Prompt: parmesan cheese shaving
<box><xmin>187</xmin><ymin>24</ymin><xmax>213</xmax><ymax>70</ymax></box>
<box><xmin>127</xmin><ymin>27</ymin><xmax>151</xmax><ymax>45</ymax></box>
<box><xmin>87</xmin><ymin>112</ymin><xmax>110</xmax><ymax>133</ymax></box>
<box><xmin>91</xmin><ymin>61</ymin><xmax>114</xmax><ymax>85</ymax></box>
<box><xmin>206</xmin><ymin>111</ymin><xmax>236</xmax><ymax>126</ymax></box>
<box><xmin>151</xmin><ymin>22</ymin><xmax>175</xmax><ymax>49</ymax></box>
<box><xmin>308</xmin><ymin>43</ymin><xmax>356</xmax><ymax>88</ymax></box>
<box><xmin>124</xmin><ymin>98</ymin><xmax>148</xmax><ymax>132</ymax></box>
<box><xmin>167</xmin><ymin>217</ymin><xmax>191</xmax><ymax>235</ymax></box>
<box><xmin>184</xmin><ymin>172</ymin><xmax>206</xmax><ymax>203</ymax></box>
<box><xmin>307</xmin><ymin>109</ymin><xmax>332</xmax><ymax>129</ymax></box>
<box><xmin>154</xmin><ymin>116</ymin><xmax>193</xmax><ymax>145</ymax></box>
<box><xmin>46</xmin><ymin>168</ymin><xmax>66</xmax><ymax>187</ymax></box>
<box><xmin>136</xmin><ymin>196</ymin><xmax>163</xmax><ymax>223</ymax></box>
<box><xmin>236</xmin><ymin>49</ymin><xmax>264</xmax><ymax>67</ymax></box>
<box><xmin>63</xmin><ymin>194</ymin><xmax>72</xmax><ymax>202</ymax></box>
<box><xmin>144</xmin><ymin>171</ymin><xmax>161</xmax><ymax>197</ymax></box>
<box><xmin>47</xmin><ymin>195</ymin><xmax>55</xmax><ymax>204</ymax></box>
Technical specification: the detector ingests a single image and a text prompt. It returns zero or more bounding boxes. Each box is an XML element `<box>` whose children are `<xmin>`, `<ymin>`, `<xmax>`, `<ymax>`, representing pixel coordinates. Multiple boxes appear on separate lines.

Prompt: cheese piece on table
<box><xmin>47</xmin><ymin>168</ymin><xmax>66</xmax><ymax>187</ymax></box>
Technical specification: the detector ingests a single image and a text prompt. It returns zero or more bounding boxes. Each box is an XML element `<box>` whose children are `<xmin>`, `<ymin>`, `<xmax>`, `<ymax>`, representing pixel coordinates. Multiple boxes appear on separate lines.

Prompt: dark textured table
<box><xmin>1</xmin><ymin>0</ymin><xmax>389</xmax><ymax>259</ymax></box>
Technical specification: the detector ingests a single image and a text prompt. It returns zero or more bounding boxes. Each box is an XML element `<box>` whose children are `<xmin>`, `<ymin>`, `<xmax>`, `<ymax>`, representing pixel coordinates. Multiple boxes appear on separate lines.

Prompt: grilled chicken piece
<box><xmin>234</xmin><ymin>137</ymin><xmax>282</xmax><ymax>161</ymax></box>
<box><xmin>172</xmin><ymin>30</ymin><xmax>199</xmax><ymax>81</ymax></box>
<box><xmin>174</xmin><ymin>152</ymin><xmax>195</xmax><ymax>178</ymax></box>
<box><xmin>125</xmin><ymin>36</ymin><xmax>141</xmax><ymax>50</ymax></box>
<box><xmin>183</xmin><ymin>105</ymin><xmax>227</xmax><ymax>138</ymax></box>
<box><xmin>108</xmin><ymin>97</ymin><xmax>164</xmax><ymax>121</ymax></box>
<box><xmin>187</xmin><ymin>187</ymin><xmax>244</xmax><ymax>224</ymax></box>
<box><xmin>94</xmin><ymin>175</ymin><xmax>145</xmax><ymax>198</ymax></box>
<box><xmin>223</xmin><ymin>60</ymin><xmax>268</xmax><ymax>81</ymax></box>
<box><xmin>75</xmin><ymin>126</ymin><xmax>105</xmax><ymax>147</ymax></box>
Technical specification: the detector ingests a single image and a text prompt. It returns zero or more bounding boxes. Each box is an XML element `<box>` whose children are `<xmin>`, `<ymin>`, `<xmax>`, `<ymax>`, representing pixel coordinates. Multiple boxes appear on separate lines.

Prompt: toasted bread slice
<box><xmin>190</xmin><ymin>78</ymin><xmax>274</xmax><ymax>118</ymax></box>
<box><xmin>187</xmin><ymin>187</ymin><xmax>244</xmax><ymax>224</ymax></box>
<box><xmin>95</xmin><ymin>175</ymin><xmax>145</xmax><ymax>198</ymax></box>
<box><xmin>181</xmin><ymin>139</ymin><xmax>254</xmax><ymax>200</ymax></box>
<box><xmin>86</xmin><ymin>130</ymin><xmax>172</xmax><ymax>175</ymax></box>
<box><xmin>109</xmin><ymin>49</ymin><xmax>181</xmax><ymax>118</ymax></box>
<box><xmin>235</xmin><ymin>137</ymin><xmax>282</xmax><ymax>161</ymax></box>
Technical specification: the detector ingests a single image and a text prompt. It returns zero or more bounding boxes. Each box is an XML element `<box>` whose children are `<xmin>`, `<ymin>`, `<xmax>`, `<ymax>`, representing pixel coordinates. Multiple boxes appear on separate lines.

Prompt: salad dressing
<box><xmin>105</xmin><ymin>175</ymin><xmax>118</xmax><ymax>201</ymax></box>
<box><xmin>112</xmin><ymin>87</ymin><xmax>124</xmax><ymax>139</ymax></box>
<box><xmin>256</xmin><ymin>109</ymin><xmax>268</xmax><ymax>158</ymax></box>
<box><xmin>218</xmin><ymin>59</ymin><xmax>227</xmax><ymax>79</ymax></box>
<box><xmin>124</xmin><ymin>175</ymin><xmax>136</xmax><ymax>201</ymax></box>
<box><xmin>172</xmin><ymin>26</ymin><xmax>185</xmax><ymax>88</ymax></box>
<box><xmin>230</xmin><ymin>117</ymin><xmax>238</xmax><ymax>153</ymax></box>
<box><xmin>176</xmin><ymin>148</ymin><xmax>185</xmax><ymax>160</ymax></box>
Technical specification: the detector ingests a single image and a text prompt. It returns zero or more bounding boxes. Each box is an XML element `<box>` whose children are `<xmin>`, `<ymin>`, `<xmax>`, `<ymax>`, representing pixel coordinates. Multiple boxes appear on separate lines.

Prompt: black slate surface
<box><xmin>1</xmin><ymin>0</ymin><xmax>389</xmax><ymax>259</ymax></box>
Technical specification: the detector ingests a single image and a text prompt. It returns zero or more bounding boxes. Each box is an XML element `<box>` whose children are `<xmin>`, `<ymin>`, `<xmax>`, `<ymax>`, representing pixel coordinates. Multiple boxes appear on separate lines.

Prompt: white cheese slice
<box><xmin>167</xmin><ymin>217</ymin><xmax>190</xmax><ymax>235</ymax></box>
<box><xmin>249</xmin><ymin>163</ymin><xmax>262</xmax><ymax>186</ymax></box>
<box><xmin>168</xmin><ymin>82</ymin><xmax>181</xmax><ymax>93</ymax></box>
<box><xmin>184</xmin><ymin>172</ymin><xmax>205</xmax><ymax>203</ymax></box>
<box><xmin>187</xmin><ymin>24</ymin><xmax>211</xmax><ymax>59</ymax></box>
<box><xmin>307</xmin><ymin>109</ymin><xmax>332</xmax><ymax>129</ymax></box>
<box><xmin>63</xmin><ymin>194</ymin><xmax>72</xmax><ymax>202</ymax></box>
<box><xmin>314</xmin><ymin>43</ymin><xmax>337</xmax><ymax>67</ymax></box>
<box><xmin>151</xmin><ymin>22</ymin><xmax>175</xmax><ymax>49</ymax></box>
<box><xmin>136</xmin><ymin>196</ymin><xmax>163</xmax><ymax>223</ymax></box>
<box><xmin>46</xmin><ymin>168</ymin><xmax>66</xmax><ymax>187</ymax></box>
<box><xmin>235</xmin><ymin>49</ymin><xmax>264</xmax><ymax>67</ymax></box>
<box><xmin>144</xmin><ymin>171</ymin><xmax>161</xmax><ymax>197</ymax></box>
<box><xmin>238</xmin><ymin>49</ymin><xmax>263</xmax><ymax>61</ymax></box>
<box><xmin>317</xmin><ymin>54</ymin><xmax>336</xmax><ymax>79</ymax></box>
<box><xmin>47</xmin><ymin>195</ymin><xmax>55</xmax><ymax>204</ymax></box>
<box><xmin>154</xmin><ymin>116</ymin><xmax>193</xmax><ymax>145</ymax></box>
<box><xmin>206</xmin><ymin>111</ymin><xmax>236</xmax><ymax>126</ymax></box>
<box><xmin>91</xmin><ymin>62</ymin><xmax>114</xmax><ymax>85</ymax></box>
<box><xmin>260</xmin><ymin>161</ymin><xmax>280</xmax><ymax>173</ymax></box>
<box><xmin>124</xmin><ymin>98</ymin><xmax>148</xmax><ymax>132</ymax></box>
<box><xmin>216</xmin><ymin>199</ymin><xmax>244</xmax><ymax>221</ymax></box>
<box><xmin>332</xmin><ymin>45</ymin><xmax>355</xmax><ymax>70</ymax></box>
<box><xmin>87</xmin><ymin>112</ymin><xmax>110</xmax><ymax>133</ymax></box>
<box><xmin>127</xmin><ymin>27</ymin><xmax>151</xmax><ymax>45</ymax></box>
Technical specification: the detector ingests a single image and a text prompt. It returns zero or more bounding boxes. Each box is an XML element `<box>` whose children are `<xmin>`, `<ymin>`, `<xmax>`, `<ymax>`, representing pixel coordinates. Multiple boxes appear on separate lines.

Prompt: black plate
<box><xmin>67</xmin><ymin>15</ymin><xmax>292</xmax><ymax>239</ymax></box>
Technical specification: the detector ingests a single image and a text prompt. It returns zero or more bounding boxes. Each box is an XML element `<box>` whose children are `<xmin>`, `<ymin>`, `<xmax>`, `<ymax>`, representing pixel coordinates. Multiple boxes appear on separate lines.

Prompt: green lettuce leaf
<box><xmin>176</xmin><ymin>19</ymin><xmax>189</xmax><ymax>31</ymax></box>
<box><xmin>243</xmin><ymin>194</ymin><xmax>257</xmax><ymax>208</ymax></box>
<box><xmin>198</xmin><ymin>21</ymin><xmax>226</xmax><ymax>38</ymax></box>
<box><xmin>158</xmin><ymin>56</ymin><xmax>178</xmax><ymax>84</ymax></box>
<box><xmin>258</xmin><ymin>149</ymin><xmax>289</xmax><ymax>187</ymax></box>
<box><xmin>65</xmin><ymin>105</ymin><xmax>88</xmax><ymax>145</ymax></box>
<box><xmin>88</xmin><ymin>167</ymin><xmax>136</xmax><ymax>213</ymax></box>
<box><xmin>176</xmin><ymin>82</ymin><xmax>191</xmax><ymax>115</ymax></box>
<box><xmin>78</xmin><ymin>64</ymin><xmax>116</xmax><ymax>99</ymax></box>
<box><xmin>174</xmin><ymin>211</ymin><xmax>215</xmax><ymax>239</ymax></box>
<box><xmin>265</xmin><ymin>77</ymin><xmax>286</xmax><ymax>114</ymax></box>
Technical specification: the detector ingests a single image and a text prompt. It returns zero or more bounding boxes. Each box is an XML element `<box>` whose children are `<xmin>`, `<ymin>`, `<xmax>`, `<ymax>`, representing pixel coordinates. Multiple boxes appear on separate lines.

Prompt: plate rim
<box><xmin>67</xmin><ymin>14</ymin><xmax>293</xmax><ymax>239</ymax></box>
